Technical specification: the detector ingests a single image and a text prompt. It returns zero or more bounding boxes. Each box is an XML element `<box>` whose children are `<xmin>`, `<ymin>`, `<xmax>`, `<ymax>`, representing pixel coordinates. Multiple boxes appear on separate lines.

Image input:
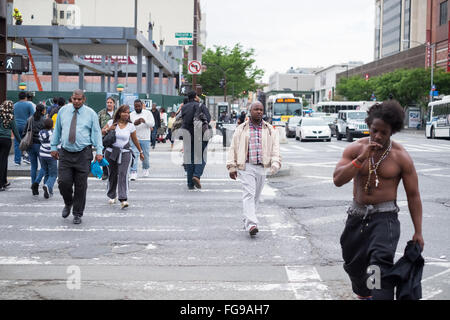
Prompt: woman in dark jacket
<box><xmin>23</xmin><ymin>103</ymin><xmax>46</xmax><ymax>195</ymax></box>
<box><xmin>0</xmin><ymin>101</ymin><xmax>21</xmax><ymax>191</ymax></box>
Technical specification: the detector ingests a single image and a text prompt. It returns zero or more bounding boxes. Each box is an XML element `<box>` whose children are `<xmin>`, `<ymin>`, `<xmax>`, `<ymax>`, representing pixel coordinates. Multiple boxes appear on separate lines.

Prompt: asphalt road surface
<box><xmin>0</xmin><ymin>132</ymin><xmax>448</xmax><ymax>300</ymax></box>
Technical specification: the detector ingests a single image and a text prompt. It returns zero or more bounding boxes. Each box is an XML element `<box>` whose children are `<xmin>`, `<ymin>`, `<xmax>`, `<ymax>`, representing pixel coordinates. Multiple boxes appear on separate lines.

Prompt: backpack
<box><xmin>193</xmin><ymin>103</ymin><xmax>212</xmax><ymax>140</ymax></box>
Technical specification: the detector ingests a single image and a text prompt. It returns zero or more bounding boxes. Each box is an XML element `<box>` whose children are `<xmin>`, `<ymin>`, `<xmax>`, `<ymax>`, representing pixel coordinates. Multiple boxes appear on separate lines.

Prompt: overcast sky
<box><xmin>202</xmin><ymin>0</ymin><xmax>375</xmax><ymax>82</ymax></box>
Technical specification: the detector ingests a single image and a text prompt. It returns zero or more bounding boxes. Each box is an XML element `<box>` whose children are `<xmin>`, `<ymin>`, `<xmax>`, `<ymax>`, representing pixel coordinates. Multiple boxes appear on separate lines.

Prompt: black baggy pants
<box><xmin>0</xmin><ymin>138</ymin><xmax>12</xmax><ymax>187</ymax></box>
<box><xmin>340</xmin><ymin>211</ymin><xmax>400</xmax><ymax>300</ymax></box>
<box><xmin>58</xmin><ymin>147</ymin><xmax>93</xmax><ymax>217</ymax></box>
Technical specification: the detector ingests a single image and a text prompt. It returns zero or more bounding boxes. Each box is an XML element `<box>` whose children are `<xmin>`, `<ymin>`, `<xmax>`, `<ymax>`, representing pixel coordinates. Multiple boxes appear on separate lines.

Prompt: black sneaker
<box><xmin>31</xmin><ymin>182</ymin><xmax>39</xmax><ymax>196</ymax></box>
<box><xmin>42</xmin><ymin>185</ymin><xmax>49</xmax><ymax>199</ymax></box>
<box><xmin>73</xmin><ymin>216</ymin><xmax>82</xmax><ymax>224</ymax></box>
<box><xmin>0</xmin><ymin>186</ymin><xmax>5</xmax><ymax>192</ymax></box>
<box><xmin>249</xmin><ymin>226</ymin><xmax>259</xmax><ymax>236</ymax></box>
<box><xmin>62</xmin><ymin>205</ymin><xmax>72</xmax><ymax>218</ymax></box>
<box><xmin>188</xmin><ymin>185</ymin><xmax>195</xmax><ymax>190</ymax></box>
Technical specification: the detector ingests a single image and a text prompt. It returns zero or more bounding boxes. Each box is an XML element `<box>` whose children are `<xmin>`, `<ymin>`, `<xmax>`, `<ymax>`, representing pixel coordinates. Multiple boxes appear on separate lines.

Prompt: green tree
<box><xmin>184</xmin><ymin>44</ymin><xmax>264</xmax><ymax>98</ymax></box>
<box><xmin>337</xmin><ymin>67</ymin><xmax>450</xmax><ymax>110</ymax></box>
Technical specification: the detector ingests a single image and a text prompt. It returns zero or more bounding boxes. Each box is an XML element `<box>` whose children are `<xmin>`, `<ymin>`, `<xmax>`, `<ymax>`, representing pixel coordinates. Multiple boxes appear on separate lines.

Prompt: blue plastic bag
<box><xmin>90</xmin><ymin>158</ymin><xmax>110</xmax><ymax>179</ymax></box>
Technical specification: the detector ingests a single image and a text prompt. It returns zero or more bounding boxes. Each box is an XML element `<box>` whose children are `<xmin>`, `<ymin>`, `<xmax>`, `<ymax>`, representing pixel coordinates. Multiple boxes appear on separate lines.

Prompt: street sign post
<box><xmin>188</xmin><ymin>60</ymin><xmax>202</xmax><ymax>75</ymax></box>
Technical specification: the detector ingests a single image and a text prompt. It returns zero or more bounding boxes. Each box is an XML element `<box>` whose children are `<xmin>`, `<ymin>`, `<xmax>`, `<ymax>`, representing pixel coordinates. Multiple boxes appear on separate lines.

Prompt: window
<box><xmin>440</xmin><ymin>1</ymin><xmax>448</xmax><ymax>26</ymax></box>
<box><xmin>60</xmin><ymin>10</ymin><xmax>65</xmax><ymax>19</ymax></box>
<box><xmin>67</xmin><ymin>11</ymin><xmax>71</xmax><ymax>20</ymax></box>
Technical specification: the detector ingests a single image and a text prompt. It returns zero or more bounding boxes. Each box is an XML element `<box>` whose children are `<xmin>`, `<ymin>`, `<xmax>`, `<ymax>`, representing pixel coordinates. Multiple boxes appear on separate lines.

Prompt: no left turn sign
<box><xmin>188</xmin><ymin>60</ymin><xmax>202</xmax><ymax>75</ymax></box>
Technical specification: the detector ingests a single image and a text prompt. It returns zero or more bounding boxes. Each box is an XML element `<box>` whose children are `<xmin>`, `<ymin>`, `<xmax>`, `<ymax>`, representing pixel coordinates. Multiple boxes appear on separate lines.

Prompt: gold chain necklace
<box><xmin>364</xmin><ymin>138</ymin><xmax>392</xmax><ymax>194</ymax></box>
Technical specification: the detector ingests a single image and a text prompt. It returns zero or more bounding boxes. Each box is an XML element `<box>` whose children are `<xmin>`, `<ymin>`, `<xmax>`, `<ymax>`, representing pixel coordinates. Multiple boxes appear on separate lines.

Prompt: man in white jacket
<box><xmin>226</xmin><ymin>101</ymin><xmax>281</xmax><ymax>236</ymax></box>
<box><xmin>129</xmin><ymin>100</ymin><xmax>155</xmax><ymax>180</ymax></box>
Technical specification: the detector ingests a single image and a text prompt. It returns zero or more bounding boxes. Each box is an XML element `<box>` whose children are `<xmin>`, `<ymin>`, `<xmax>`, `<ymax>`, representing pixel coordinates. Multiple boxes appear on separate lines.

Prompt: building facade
<box><xmin>314</xmin><ymin>62</ymin><xmax>363</xmax><ymax>103</ymax></box>
<box><xmin>9</xmin><ymin>0</ymin><xmax>204</xmax><ymax>94</ymax></box>
<box><xmin>374</xmin><ymin>0</ymin><xmax>427</xmax><ymax>59</ymax></box>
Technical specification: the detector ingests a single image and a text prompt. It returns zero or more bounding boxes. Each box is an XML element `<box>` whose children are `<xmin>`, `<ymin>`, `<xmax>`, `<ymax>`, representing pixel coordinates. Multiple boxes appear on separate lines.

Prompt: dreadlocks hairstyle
<box><xmin>365</xmin><ymin>100</ymin><xmax>405</xmax><ymax>134</ymax></box>
<box><xmin>0</xmin><ymin>100</ymin><xmax>15</xmax><ymax>128</ymax></box>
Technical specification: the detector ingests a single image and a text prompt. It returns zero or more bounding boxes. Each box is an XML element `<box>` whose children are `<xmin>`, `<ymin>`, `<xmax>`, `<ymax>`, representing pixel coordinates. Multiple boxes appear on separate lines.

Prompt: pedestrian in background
<box><xmin>227</xmin><ymin>101</ymin><xmax>281</xmax><ymax>236</ymax></box>
<box><xmin>103</xmin><ymin>105</ymin><xmax>145</xmax><ymax>208</ymax></box>
<box><xmin>129</xmin><ymin>99</ymin><xmax>154</xmax><ymax>180</ymax></box>
<box><xmin>33</xmin><ymin>118</ymin><xmax>57</xmax><ymax>199</ymax></box>
<box><xmin>0</xmin><ymin>101</ymin><xmax>21</xmax><ymax>192</ymax></box>
<box><xmin>150</xmin><ymin>103</ymin><xmax>161</xmax><ymax>149</ymax></box>
<box><xmin>181</xmin><ymin>91</ymin><xmax>211</xmax><ymax>190</ymax></box>
<box><xmin>13</xmin><ymin>91</ymin><xmax>34</xmax><ymax>165</ymax></box>
<box><xmin>98</xmin><ymin>97</ymin><xmax>116</xmax><ymax>180</ymax></box>
<box><xmin>333</xmin><ymin>100</ymin><xmax>424</xmax><ymax>300</ymax></box>
<box><xmin>25</xmin><ymin>103</ymin><xmax>46</xmax><ymax>196</ymax></box>
<box><xmin>47</xmin><ymin>97</ymin><xmax>58</xmax><ymax>115</ymax></box>
<box><xmin>98</xmin><ymin>97</ymin><xmax>116</xmax><ymax>130</ymax></box>
<box><xmin>51</xmin><ymin>89</ymin><xmax>103</xmax><ymax>225</ymax></box>
<box><xmin>49</xmin><ymin>97</ymin><xmax>66</xmax><ymax>129</ymax></box>
<box><xmin>167</xmin><ymin>111</ymin><xmax>176</xmax><ymax>149</ymax></box>
<box><xmin>26</xmin><ymin>92</ymin><xmax>36</xmax><ymax>111</ymax></box>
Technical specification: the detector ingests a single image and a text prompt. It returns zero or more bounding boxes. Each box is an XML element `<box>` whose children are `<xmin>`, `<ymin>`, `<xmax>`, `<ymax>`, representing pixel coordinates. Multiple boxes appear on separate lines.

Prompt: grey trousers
<box><xmin>105</xmin><ymin>150</ymin><xmax>132</xmax><ymax>201</ymax></box>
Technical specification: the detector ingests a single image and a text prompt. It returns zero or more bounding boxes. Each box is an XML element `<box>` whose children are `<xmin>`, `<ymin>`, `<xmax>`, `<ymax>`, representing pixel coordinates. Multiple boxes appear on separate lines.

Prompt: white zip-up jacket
<box><xmin>130</xmin><ymin>109</ymin><xmax>155</xmax><ymax>140</ymax></box>
<box><xmin>226</xmin><ymin>119</ymin><xmax>281</xmax><ymax>173</ymax></box>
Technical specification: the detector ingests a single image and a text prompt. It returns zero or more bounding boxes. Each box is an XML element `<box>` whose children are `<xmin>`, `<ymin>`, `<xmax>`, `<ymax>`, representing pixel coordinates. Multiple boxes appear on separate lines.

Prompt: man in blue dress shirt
<box><xmin>51</xmin><ymin>89</ymin><xmax>103</xmax><ymax>224</ymax></box>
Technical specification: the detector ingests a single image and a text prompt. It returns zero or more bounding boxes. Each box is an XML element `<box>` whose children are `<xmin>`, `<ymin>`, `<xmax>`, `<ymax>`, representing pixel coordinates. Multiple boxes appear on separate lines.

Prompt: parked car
<box><xmin>335</xmin><ymin>110</ymin><xmax>369</xmax><ymax>142</ymax></box>
<box><xmin>295</xmin><ymin>117</ymin><xmax>331</xmax><ymax>142</ymax></box>
<box><xmin>285</xmin><ymin>116</ymin><xmax>302</xmax><ymax>138</ymax></box>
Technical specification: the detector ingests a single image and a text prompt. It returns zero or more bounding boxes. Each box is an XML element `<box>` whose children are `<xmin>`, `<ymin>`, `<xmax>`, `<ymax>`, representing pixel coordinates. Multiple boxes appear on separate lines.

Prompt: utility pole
<box><xmin>192</xmin><ymin>0</ymin><xmax>198</xmax><ymax>93</ymax></box>
<box><xmin>0</xmin><ymin>0</ymin><xmax>6</xmax><ymax>103</ymax></box>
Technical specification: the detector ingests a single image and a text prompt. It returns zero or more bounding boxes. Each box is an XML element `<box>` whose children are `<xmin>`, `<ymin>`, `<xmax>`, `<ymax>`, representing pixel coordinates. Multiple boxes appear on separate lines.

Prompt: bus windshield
<box><xmin>274</xmin><ymin>103</ymin><xmax>303</xmax><ymax>116</ymax></box>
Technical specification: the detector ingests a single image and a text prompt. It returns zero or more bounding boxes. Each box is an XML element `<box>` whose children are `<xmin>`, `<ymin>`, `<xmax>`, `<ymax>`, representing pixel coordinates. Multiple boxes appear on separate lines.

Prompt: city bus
<box><xmin>315</xmin><ymin>101</ymin><xmax>377</xmax><ymax>114</ymax></box>
<box><xmin>426</xmin><ymin>96</ymin><xmax>450</xmax><ymax>139</ymax></box>
<box><xmin>267</xmin><ymin>93</ymin><xmax>303</xmax><ymax>127</ymax></box>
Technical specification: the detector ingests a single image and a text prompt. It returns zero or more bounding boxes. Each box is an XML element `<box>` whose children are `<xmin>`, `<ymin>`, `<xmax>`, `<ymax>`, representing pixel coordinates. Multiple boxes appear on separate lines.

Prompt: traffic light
<box><xmin>219</xmin><ymin>78</ymin><xmax>225</xmax><ymax>88</ymax></box>
<box><xmin>0</xmin><ymin>54</ymin><xmax>29</xmax><ymax>74</ymax></box>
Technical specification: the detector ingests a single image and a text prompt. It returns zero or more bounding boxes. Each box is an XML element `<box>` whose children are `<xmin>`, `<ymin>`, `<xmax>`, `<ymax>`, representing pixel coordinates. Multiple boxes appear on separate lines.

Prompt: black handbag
<box><xmin>102</xmin><ymin>127</ymin><xmax>116</xmax><ymax>148</ymax></box>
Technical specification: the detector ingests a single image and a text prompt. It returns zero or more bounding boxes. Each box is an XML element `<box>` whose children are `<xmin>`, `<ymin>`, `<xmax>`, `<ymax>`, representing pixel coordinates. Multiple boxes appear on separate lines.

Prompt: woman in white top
<box><xmin>102</xmin><ymin>105</ymin><xmax>144</xmax><ymax>208</ymax></box>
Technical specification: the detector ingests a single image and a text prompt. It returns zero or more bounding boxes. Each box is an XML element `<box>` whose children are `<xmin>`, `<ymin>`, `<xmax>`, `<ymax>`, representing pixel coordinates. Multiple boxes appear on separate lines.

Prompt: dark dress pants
<box><xmin>58</xmin><ymin>147</ymin><xmax>93</xmax><ymax>217</ymax></box>
<box><xmin>0</xmin><ymin>138</ymin><xmax>12</xmax><ymax>187</ymax></box>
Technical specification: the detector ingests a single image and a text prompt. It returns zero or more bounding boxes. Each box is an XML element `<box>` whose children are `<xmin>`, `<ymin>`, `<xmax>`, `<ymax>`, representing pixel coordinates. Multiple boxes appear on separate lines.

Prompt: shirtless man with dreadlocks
<box><xmin>333</xmin><ymin>99</ymin><xmax>424</xmax><ymax>300</ymax></box>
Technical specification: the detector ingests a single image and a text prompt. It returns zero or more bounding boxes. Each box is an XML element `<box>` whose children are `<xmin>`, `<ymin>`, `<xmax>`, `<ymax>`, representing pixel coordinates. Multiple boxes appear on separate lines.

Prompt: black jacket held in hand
<box><xmin>384</xmin><ymin>240</ymin><xmax>424</xmax><ymax>300</ymax></box>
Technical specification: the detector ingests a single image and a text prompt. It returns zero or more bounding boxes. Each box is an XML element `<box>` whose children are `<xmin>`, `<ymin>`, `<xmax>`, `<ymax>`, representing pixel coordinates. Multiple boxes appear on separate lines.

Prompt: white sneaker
<box><xmin>143</xmin><ymin>169</ymin><xmax>149</xmax><ymax>177</ymax></box>
<box><xmin>130</xmin><ymin>172</ymin><xmax>137</xmax><ymax>181</ymax></box>
<box><xmin>121</xmin><ymin>201</ymin><xmax>129</xmax><ymax>209</ymax></box>
<box><xmin>108</xmin><ymin>198</ymin><xmax>117</xmax><ymax>204</ymax></box>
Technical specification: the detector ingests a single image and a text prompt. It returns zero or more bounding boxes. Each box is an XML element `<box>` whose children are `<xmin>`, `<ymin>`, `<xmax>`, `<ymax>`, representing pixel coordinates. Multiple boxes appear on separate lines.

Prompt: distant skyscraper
<box><xmin>374</xmin><ymin>0</ymin><xmax>427</xmax><ymax>60</ymax></box>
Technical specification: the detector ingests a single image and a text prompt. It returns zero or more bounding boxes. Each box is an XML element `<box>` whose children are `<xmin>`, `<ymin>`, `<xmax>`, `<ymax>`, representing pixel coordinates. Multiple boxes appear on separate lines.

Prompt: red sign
<box><xmin>83</xmin><ymin>55</ymin><xmax>136</xmax><ymax>65</ymax></box>
<box><xmin>448</xmin><ymin>24</ymin><xmax>450</xmax><ymax>72</ymax></box>
<box><xmin>365</xmin><ymin>73</ymin><xmax>369</xmax><ymax>81</ymax></box>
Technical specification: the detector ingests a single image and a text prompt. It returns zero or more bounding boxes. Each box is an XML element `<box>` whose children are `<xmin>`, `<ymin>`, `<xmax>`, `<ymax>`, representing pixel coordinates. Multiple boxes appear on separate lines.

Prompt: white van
<box><xmin>336</xmin><ymin>110</ymin><xmax>369</xmax><ymax>142</ymax></box>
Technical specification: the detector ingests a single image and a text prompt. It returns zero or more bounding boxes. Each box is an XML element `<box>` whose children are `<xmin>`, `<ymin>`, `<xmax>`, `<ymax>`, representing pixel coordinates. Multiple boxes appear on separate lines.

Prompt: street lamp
<box><xmin>402</xmin><ymin>39</ymin><xmax>435</xmax><ymax>102</ymax></box>
<box><xmin>116</xmin><ymin>83</ymin><xmax>124</xmax><ymax>105</ymax></box>
<box><xmin>18</xmin><ymin>82</ymin><xmax>27</xmax><ymax>90</ymax></box>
